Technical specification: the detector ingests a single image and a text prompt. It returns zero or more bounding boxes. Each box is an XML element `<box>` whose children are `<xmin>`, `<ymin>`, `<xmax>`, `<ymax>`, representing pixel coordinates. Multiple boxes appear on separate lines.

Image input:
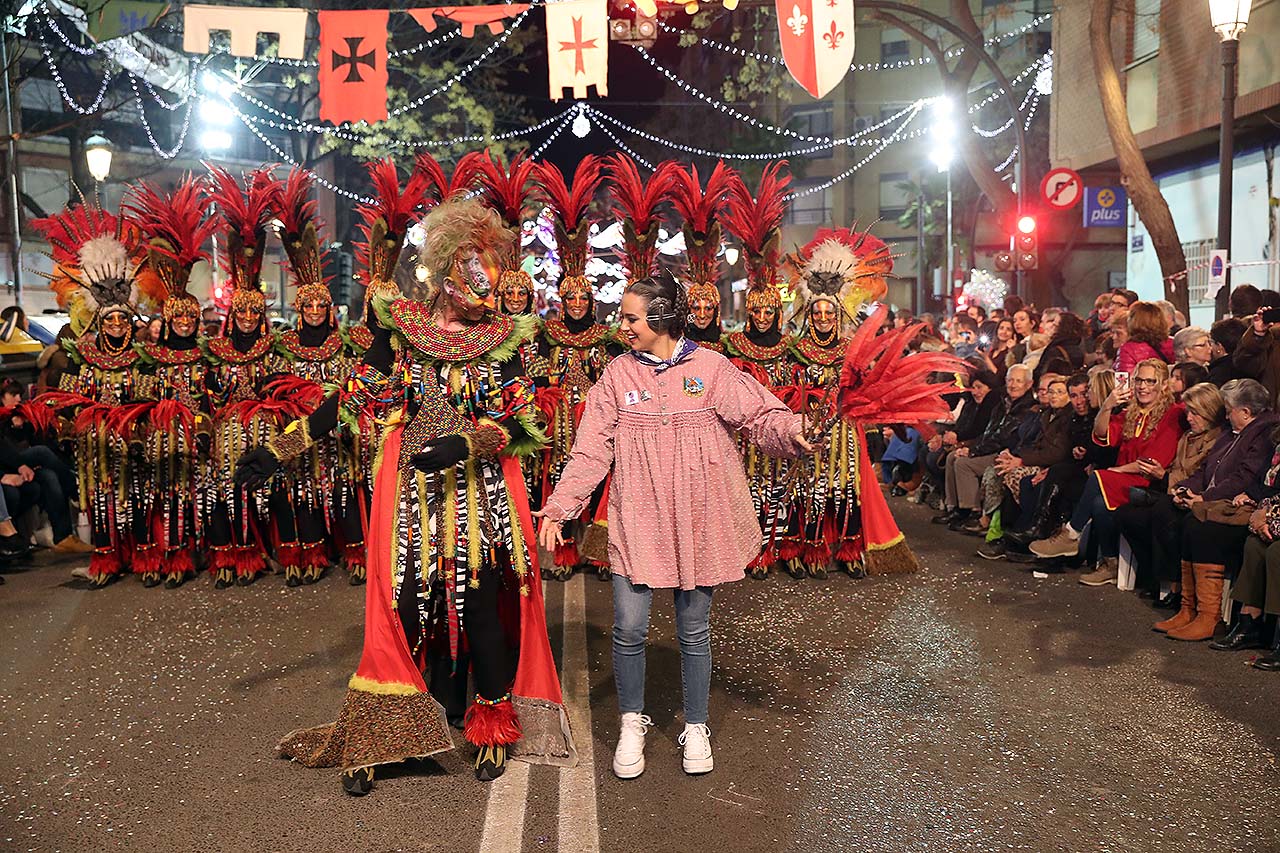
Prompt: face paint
<box><xmin>233</xmin><ymin>305</ymin><xmax>262</xmax><ymax>334</ymax></box>
<box><xmin>749</xmin><ymin>304</ymin><xmax>777</xmax><ymax>333</ymax></box>
<box><xmin>502</xmin><ymin>289</ymin><xmax>530</xmax><ymax>314</ymax></box>
<box><xmin>564</xmin><ymin>292</ymin><xmax>591</xmax><ymax>321</ymax></box>
<box><xmin>810</xmin><ymin>301</ymin><xmax>838</xmax><ymax>334</ymax></box>
<box><xmin>171</xmin><ymin>315</ymin><xmax>198</xmax><ymax>338</ymax></box>
<box><xmin>444</xmin><ymin>252</ymin><xmax>494</xmax><ymax>309</ymax></box>
<box><xmin>301</xmin><ymin>297</ymin><xmax>330</xmax><ymax>328</ymax></box>
<box><xmin>101</xmin><ymin>310</ymin><xmax>131</xmax><ymax>340</ymax></box>
<box><xmin>691</xmin><ymin>298</ymin><xmax>717</xmax><ymax>330</ymax></box>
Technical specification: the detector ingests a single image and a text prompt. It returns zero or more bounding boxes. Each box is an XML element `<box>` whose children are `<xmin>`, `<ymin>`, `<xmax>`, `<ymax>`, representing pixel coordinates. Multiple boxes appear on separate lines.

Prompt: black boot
<box><xmin>474</xmin><ymin>744</ymin><xmax>507</xmax><ymax>781</ymax></box>
<box><xmin>1209</xmin><ymin>613</ymin><xmax>1267</xmax><ymax>651</ymax></box>
<box><xmin>931</xmin><ymin>508</ymin><xmax>962</xmax><ymax>525</ymax></box>
<box><xmin>1005</xmin><ymin>485</ymin><xmax>1062</xmax><ymax>547</ymax></box>
<box><xmin>341</xmin><ymin>766</ymin><xmax>374</xmax><ymax>796</ymax></box>
<box><xmin>1153</xmin><ymin>589</ymin><xmax>1181</xmax><ymax>610</ymax></box>
<box><xmin>1252</xmin><ymin>625</ymin><xmax>1280</xmax><ymax>670</ymax></box>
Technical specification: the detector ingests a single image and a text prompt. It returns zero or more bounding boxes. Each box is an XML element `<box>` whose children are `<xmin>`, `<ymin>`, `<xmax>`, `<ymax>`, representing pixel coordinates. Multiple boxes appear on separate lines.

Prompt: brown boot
<box><xmin>1154</xmin><ymin>561</ymin><xmax>1197</xmax><ymax>633</ymax></box>
<box><xmin>1167</xmin><ymin>563</ymin><xmax>1225</xmax><ymax>641</ymax></box>
<box><xmin>52</xmin><ymin>535</ymin><xmax>95</xmax><ymax>554</ymax></box>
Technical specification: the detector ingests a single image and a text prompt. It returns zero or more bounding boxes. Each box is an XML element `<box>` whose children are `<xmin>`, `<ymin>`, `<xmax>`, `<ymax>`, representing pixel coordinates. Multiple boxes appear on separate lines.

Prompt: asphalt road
<box><xmin>2</xmin><ymin>496</ymin><xmax>1279</xmax><ymax>853</ymax></box>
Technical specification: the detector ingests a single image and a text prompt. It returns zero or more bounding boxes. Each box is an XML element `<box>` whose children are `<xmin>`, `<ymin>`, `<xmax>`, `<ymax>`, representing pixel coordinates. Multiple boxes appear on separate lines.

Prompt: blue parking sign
<box><xmin>1083</xmin><ymin>186</ymin><xmax>1127</xmax><ymax>228</ymax></box>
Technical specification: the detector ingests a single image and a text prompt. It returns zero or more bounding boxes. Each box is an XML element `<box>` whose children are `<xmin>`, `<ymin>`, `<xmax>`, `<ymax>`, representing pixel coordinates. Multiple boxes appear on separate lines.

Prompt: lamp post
<box><xmin>84</xmin><ymin>133</ymin><xmax>113</xmax><ymax>187</ymax></box>
<box><xmin>1209</xmin><ymin>0</ymin><xmax>1251</xmax><ymax>320</ymax></box>
<box><xmin>929</xmin><ymin>99</ymin><xmax>955</xmax><ymax>314</ymax></box>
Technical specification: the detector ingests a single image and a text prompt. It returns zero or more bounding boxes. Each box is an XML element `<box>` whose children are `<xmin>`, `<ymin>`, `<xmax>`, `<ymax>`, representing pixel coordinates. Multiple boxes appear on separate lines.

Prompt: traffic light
<box><xmin>1014</xmin><ymin>215</ymin><xmax>1038</xmax><ymax>270</ymax></box>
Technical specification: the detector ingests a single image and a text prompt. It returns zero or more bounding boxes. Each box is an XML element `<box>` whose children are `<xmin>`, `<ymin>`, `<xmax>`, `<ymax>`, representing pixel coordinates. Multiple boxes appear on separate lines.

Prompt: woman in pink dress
<box><xmin>536</xmin><ymin>270</ymin><xmax>813</xmax><ymax>779</ymax></box>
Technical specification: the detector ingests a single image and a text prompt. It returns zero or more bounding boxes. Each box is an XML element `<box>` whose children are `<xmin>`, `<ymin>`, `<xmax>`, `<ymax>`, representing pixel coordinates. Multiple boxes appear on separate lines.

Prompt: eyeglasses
<box><xmin>1132</xmin><ymin>377</ymin><xmax>1159</xmax><ymax>387</ymax></box>
<box><xmin>1190</xmin><ymin>340</ymin><xmax>1212</xmax><ymax>349</ymax></box>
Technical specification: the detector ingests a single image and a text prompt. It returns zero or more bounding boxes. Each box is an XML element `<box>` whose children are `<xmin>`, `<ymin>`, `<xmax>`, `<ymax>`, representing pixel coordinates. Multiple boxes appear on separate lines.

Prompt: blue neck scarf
<box><xmin>630</xmin><ymin>337</ymin><xmax>698</xmax><ymax>373</ymax></box>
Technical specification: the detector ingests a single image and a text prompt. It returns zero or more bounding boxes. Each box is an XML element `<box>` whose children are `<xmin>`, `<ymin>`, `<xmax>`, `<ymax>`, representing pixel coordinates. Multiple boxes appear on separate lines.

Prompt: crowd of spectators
<box><xmin>883</xmin><ymin>283</ymin><xmax>1280</xmax><ymax>671</ymax></box>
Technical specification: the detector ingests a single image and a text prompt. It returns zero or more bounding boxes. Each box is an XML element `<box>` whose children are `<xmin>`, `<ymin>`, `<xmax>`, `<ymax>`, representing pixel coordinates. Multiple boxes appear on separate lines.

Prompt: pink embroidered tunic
<box><xmin>542</xmin><ymin>347</ymin><xmax>804</xmax><ymax>590</ymax></box>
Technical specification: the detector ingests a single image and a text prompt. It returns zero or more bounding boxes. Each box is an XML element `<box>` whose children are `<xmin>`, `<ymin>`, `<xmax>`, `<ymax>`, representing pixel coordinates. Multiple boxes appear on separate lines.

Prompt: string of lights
<box><xmin>230</xmin><ymin>102</ymin><xmax>378</xmax><ymax>204</ymax></box>
<box><xmin>658</xmin><ymin>12</ymin><xmax>1051</xmax><ymax>73</ymax></box>
<box><xmin>130</xmin><ymin>75</ymin><xmax>196</xmax><ymax>158</ymax></box>
<box><xmin>788</xmin><ymin>102</ymin><xmax>924</xmax><ymax>199</ymax></box>
<box><xmin>970</xmin><ymin>86</ymin><xmax>1037</xmax><ymax>138</ymax></box>
<box><xmin>590</xmin><ymin>115</ymin><xmax>658</xmax><ymax>170</ymax></box>
<box><xmin>530</xmin><ymin>110</ymin><xmax>576</xmax><ymax>159</ymax></box>
<box><xmin>38</xmin><ymin>23</ymin><xmax>117</xmax><ymax>115</ymax></box>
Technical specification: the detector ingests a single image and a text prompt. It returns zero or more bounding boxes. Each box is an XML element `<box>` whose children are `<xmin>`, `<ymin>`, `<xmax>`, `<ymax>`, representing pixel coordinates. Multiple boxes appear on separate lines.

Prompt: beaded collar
<box><xmin>278</xmin><ymin>329</ymin><xmax>343</xmax><ymax>362</ymax></box>
<box><xmin>792</xmin><ymin>336</ymin><xmax>848</xmax><ymax>366</ymax></box>
<box><xmin>80</xmin><ymin>340</ymin><xmax>139</xmax><ymax>370</ymax></box>
<box><xmin>696</xmin><ymin>340</ymin><xmax>726</xmax><ymax>354</ymax></box>
<box><xmin>208</xmin><ymin>334</ymin><xmax>274</xmax><ymax>365</ymax></box>
<box><xmin>390</xmin><ymin>300</ymin><xmax>517</xmax><ymax>363</ymax></box>
<box><xmin>142</xmin><ymin>341</ymin><xmax>205</xmax><ymax>365</ymax></box>
<box><xmin>726</xmin><ymin>331</ymin><xmax>791</xmax><ymax>362</ymax></box>
<box><xmin>348</xmin><ymin>325</ymin><xmax>373</xmax><ymax>352</ymax></box>
<box><xmin>544</xmin><ymin>319</ymin><xmax>614</xmax><ymax>349</ymax></box>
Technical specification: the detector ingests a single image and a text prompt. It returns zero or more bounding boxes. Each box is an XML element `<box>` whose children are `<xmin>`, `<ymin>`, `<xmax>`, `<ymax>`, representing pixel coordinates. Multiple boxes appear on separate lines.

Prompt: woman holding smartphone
<box><xmin>535</xmin><ymin>271</ymin><xmax>813</xmax><ymax>778</ymax></box>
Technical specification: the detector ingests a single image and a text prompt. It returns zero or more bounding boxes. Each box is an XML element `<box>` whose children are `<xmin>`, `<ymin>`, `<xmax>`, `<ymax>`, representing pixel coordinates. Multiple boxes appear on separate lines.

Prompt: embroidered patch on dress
<box><xmin>640</xmin><ymin>390</ymin><xmax>652</xmax><ymax>402</ymax></box>
<box><xmin>683</xmin><ymin>377</ymin><xmax>705</xmax><ymax>397</ymax></box>
<box><xmin>624</xmin><ymin>391</ymin><xmax>640</xmax><ymax>406</ymax></box>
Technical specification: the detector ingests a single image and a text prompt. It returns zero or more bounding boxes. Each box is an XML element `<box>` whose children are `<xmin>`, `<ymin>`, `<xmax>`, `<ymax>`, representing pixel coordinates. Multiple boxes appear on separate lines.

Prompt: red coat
<box><xmin>1094</xmin><ymin>404</ymin><xmax>1185</xmax><ymax>510</ymax></box>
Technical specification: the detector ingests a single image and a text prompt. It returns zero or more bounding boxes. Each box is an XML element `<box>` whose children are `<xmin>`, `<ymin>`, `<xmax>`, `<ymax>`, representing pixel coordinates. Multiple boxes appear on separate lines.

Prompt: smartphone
<box><xmin>1115</xmin><ymin>371</ymin><xmax>1130</xmax><ymax>391</ymax></box>
<box><xmin>1262</xmin><ymin>307</ymin><xmax>1280</xmax><ymax>325</ymax></box>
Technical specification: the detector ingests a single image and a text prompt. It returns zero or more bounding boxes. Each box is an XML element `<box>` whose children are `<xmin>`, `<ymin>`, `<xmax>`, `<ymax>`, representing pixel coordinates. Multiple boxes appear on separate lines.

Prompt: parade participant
<box><xmin>535</xmin><ymin>269</ymin><xmax>814</xmax><ymax>778</ymax></box>
<box><xmin>266</xmin><ymin>168</ymin><xmax>368</xmax><ymax>585</ymax></box>
<box><xmin>719</xmin><ymin>163</ymin><xmax>798</xmax><ymax>579</ymax></box>
<box><xmin>34</xmin><ymin>199</ymin><xmax>163</xmax><ymax>585</ymax></box>
<box><xmin>204</xmin><ymin>166</ymin><xmax>288</xmax><ymax>589</ymax></box>
<box><xmin>534</xmin><ymin>156</ymin><xmax>622</xmax><ymax>581</ymax></box>
<box><xmin>126</xmin><ymin>176</ymin><xmax>220</xmax><ymax>588</ymax></box>
<box><xmin>237</xmin><ymin>192</ymin><xmax>573</xmax><ymax>792</ymax></box>
<box><xmin>666</xmin><ymin>159</ymin><xmax>728</xmax><ymax>354</ymax></box>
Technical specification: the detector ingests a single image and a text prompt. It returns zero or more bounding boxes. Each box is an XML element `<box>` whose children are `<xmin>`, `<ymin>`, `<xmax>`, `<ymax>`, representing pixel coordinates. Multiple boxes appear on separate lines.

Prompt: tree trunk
<box><xmin>1089</xmin><ymin>0</ymin><xmax>1188</xmax><ymax>316</ymax></box>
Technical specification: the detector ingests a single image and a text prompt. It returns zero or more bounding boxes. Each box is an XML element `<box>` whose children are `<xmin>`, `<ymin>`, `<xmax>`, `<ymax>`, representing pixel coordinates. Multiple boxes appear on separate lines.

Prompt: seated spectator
<box><xmin>1170</xmin><ymin>362</ymin><xmax>1210</xmax><ymax>400</ymax></box>
<box><xmin>894</xmin><ymin>308</ymin><xmax>914</xmax><ymax>330</ymax></box>
<box><xmin>880</xmin><ymin>426</ymin><xmax>921</xmax><ymax>496</ymax></box>
<box><xmin>1115</xmin><ymin>383</ymin><xmax>1226</xmax><ymax>604</ymax></box>
<box><xmin>1113</xmin><ymin>288</ymin><xmax>1140</xmax><ymax>308</ymax></box>
<box><xmin>1006</xmin><ymin>369</ymin><xmax>1118</xmax><ymax>551</ymax></box>
<box><xmin>0</xmin><ymin>474</ymin><xmax>36</xmax><ymax>559</ymax></box>
<box><xmin>1030</xmin><ymin>358</ymin><xmax>1185</xmax><ymax>585</ymax></box>
<box><xmin>920</xmin><ymin>370</ymin><xmax>1000</xmax><ymax>506</ymax></box>
<box><xmin>1156</xmin><ymin>300</ymin><xmax>1181</xmax><ymax>335</ymax></box>
<box><xmin>985</xmin><ymin>318</ymin><xmax>1017</xmax><ymax>380</ymax></box>
<box><xmin>1172</xmin><ymin>326</ymin><xmax>1212</xmax><ymax>367</ymax></box>
<box><xmin>1022</xmin><ymin>332</ymin><xmax>1051</xmax><ymax>372</ymax></box>
<box><xmin>1157</xmin><ymin>379</ymin><xmax>1279</xmax><ymax>641</ymax></box>
<box><xmin>933</xmin><ymin>364</ymin><xmax>1035</xmax><ymax>530</ymax></box>
<box><xmin>1116</xmin><ymin>302</ymin><xmax>1174</xmax><ymax>372</ymax></box>
<box><xmin>977</xmin><ymin>373</ymin><xmax>1074</xmax><ymax>557</ymax></box>
<box><xmin>951</xmin><ymin>314</ymin><xmax>981</xmax><ymax>359</ymax></box>
<box><xmin>1209</xmin><ymin>317</ymin><xmax>1247</xmax><ymax>386</ymax></box>
<box><xmin>1007</xmin><ymin>308</ymin><xmax>1039</xmax><ymax>369</ymax></box>
<box><xmin>1035</xmin><ymin>311</ymin><xmax>1087</xmax><ymax>380</ymax></box>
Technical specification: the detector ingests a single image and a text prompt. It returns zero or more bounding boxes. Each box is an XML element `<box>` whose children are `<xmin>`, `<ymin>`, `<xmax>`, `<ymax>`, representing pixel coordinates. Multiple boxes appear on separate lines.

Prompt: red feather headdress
<box><xmin>206</xmin><ymin>165</ymin><xmax>279</xmax><ymax>315</ymax></box>
<box><xmin>273</xmin><ymin>167</ymin><xmax>331</xmax><ymax>312</ymax></box>
<box><xmin>125</xmin><ymin>175</ymin><xmax>217</xmax><ymax>322</ymax></box>
<box><xmin>534</xmin><ymin>156</ymin><xmax>604</xmax><ymax>299</ymax></box>
<box><xmin>354</xmin><ymin>158</ymin><xmax>430</xmax><ymax>300</ymax></box>
<box><xmin>721</xmin><ymin>162</ymin><xmax>790</xmax><ymax>311</ymax></box>
<box><xmin>607</xmin><ymin>154</ymin><xmax>677</xmax><ymax>282</ymax></box>
<box><xmin>671</xmin><ymin>162</ymin><xmax>736</xmax><ymax>306</ymax></box>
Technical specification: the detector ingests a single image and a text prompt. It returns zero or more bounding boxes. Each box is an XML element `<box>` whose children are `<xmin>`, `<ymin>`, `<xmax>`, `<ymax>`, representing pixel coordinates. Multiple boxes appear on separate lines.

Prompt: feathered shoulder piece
<box><xmin>126</xmin><ymin>176</ymin><xmax>217</xmax><ymax>320</ymax></box>
<box><xmin>534</xmin><ymin>156</ymin><xmax>603</xmax><ymax>290</ymax></box>
<box><xmin>792</xmin><ymin>222</ymin><xmax>894</xmax><ymax>318</ymax></box>
<box><xmin>722</xmin><ymin>162</ymin><xmax>790</xmax><ymax>310</ymax></box>
<box><xmin>31</xmin><ymin>200</ymin><xmax>158</xmax><ymax>326</ymax></box>
<box><xmin>274</xmin><ymin>167</ymin><xmax>330</xmax><ymax>306</ymax></box>
<box><xmin>607</xmin><ymin>154</ymin><xmax>676</xmax><ymax>282</ymax></box>
<box><xmin>674</xmin><ymin>161</ymin><xmax>738</xmax><ymax>305</ymax></box>
<box><xmin>354</xmin><ymin>158</ymin><xmax>430</xmax><ymax>300</ymax></box>
<box><xmin>207</xmin><ymin>165</ymin><xmax>279</xmax><ymax>311</ymax></box>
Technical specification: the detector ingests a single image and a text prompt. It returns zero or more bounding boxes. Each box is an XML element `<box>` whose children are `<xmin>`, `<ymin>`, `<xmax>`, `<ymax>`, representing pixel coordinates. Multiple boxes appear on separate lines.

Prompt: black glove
<box><xmin>365</xmin><ymin>298</ymin><xmax>394</xmax><ymax>374</ymax></box>
<box><xmin>235</xmin><ymin>447</ymin><xmax>280</xmax><ymax>491</ymax></box>
<box><xmin>408</xmin><ymin>435</ymin><xmax>469</xmax><ymax>473</ymax></box>
<box><xmin>195</xmin><ymin>432</ymin><xmax>211</xmax><ymax>456</ymax></box>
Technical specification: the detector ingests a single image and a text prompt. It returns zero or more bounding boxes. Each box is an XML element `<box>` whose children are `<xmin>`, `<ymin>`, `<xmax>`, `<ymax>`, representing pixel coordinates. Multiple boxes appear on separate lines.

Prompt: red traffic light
<box><xmin>1016</xmin><ymin>215</ymin><xmax>1037</xmax><ymax>235</ymax></box>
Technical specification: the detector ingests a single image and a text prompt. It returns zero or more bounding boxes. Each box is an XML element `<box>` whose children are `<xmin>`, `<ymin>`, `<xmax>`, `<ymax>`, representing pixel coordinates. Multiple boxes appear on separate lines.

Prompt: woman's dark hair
<box><xmin>970</xmin><ymin>368</ymin><xmax>1001</xmax><ymax>390</ymax></box>
<box><xmin>0</xmin><ymin>379</ymin><xmax>22</xmax><ymax>399</ymax></box>
<box><xmin>1172</xmin><ymin>361</ymin><xmax>1209</xmax><ymax>389</ymax></box>
<box><xmin>1050</xmin><ymin>311</ymin><xmax>1086</xmax><ymax>344</ymax></box>
<box><xmin>625</xmin><ymin>269</ymin><xmax>688</xmax><ymax>337</ymax></box>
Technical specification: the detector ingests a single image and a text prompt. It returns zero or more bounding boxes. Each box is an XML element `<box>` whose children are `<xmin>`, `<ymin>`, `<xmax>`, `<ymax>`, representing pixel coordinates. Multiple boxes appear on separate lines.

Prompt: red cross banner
<box><xmin>318</xmin><ymin>10</ymin><xmax>390</xmax><ymax>125</ymax></box>
<box><xmin>545</xmin><ymin>0</ymin><xmax>608</xmax><ymax>101</ymax></box>
<box><xmin>775</xmin><ymin>0</ymin><xmax>855</xmax><ymax>99</ymax></box>
<box><xmin>408</xmin><ymin>5</ymin><xmax>530</xmax><ymax>37</ymax></box>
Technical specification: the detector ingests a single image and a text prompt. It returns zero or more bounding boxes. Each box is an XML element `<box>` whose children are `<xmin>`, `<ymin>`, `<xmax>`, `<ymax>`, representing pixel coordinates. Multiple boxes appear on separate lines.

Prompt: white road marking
<box><xmin>558</xmin><ymin>573</ymin><xmax>601</xmax><ymax>853</ymax></box>
<box><xmin>479</xmin><ymin>759</ymin><xmax>531</xmax><ymax>853</ymax></box>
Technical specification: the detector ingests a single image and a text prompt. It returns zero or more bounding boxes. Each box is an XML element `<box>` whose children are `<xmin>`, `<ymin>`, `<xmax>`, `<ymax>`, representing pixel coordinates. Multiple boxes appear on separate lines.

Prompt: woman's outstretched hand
<box><xmin>793</xmin><ymin>432</ymin><xmax>820</xmax><ymax>454</ymax></box>
<box><xmin>532</xmin><ymin>509</ymin><xmax>565</xmax><ymax>552</ymax></box>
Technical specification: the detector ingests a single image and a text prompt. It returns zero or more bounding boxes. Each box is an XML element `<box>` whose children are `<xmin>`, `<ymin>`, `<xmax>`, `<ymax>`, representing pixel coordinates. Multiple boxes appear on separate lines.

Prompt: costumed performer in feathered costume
<box><xmin>669</xmin><ymin>160</ymin><xmax>731</xmax><ymax>354</ymax></box>
<box><xmin>785</xmin><ymin>224</ymin><xmax>962</xmax><ymax>575</ymax></box>
<box><xmin>33</xmin><ymin>197</ymin><xmax>164</xmax><ymax>585</ymax></box>
<box><xmin>235</xmin><ymin>186</ymin><xmax>575</xmax><ymax>792</ymax></box>
<box><xmin>719</xmin><ymin>163</ymin><xmax>798</xmax><ymax>580</ymax></box>
<box><xmin>126</xmin><ymin>175</ymin><xmax>220</xmax><ymax>588</ymax></box>
<box><xmin>534</xmin><ymin>156</ymin><xmax>623</xmax><ymax>581</ymax></box>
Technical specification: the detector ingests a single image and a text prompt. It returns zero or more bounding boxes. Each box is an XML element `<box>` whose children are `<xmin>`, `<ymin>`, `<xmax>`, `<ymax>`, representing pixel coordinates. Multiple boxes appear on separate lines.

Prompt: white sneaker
<box><xmin>70</xmin><ymin>566</ymin><xmax>90</xmax><ymax>580</ymax></box>
<box><xmin>678</xmin><ymin>723</ymin><xmax>713</xmax><ymax>774</ymax></box>
<box><xmin>612</xmin><ymin>712</ymin><xmax>652</xmax><ymax>779</ymax></box>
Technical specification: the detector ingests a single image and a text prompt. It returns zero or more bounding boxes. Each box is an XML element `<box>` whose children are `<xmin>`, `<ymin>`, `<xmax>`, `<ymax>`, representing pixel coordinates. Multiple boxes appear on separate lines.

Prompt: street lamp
<box><xmin>1209</xmin><ymin>0</ymin><xmax>1252</xmax><ymax>319</ymax></box>
<box><xmin>84</xmin><ymin>133</ymin><xmax>113</xmax><ymax>184</ymax></box>
<box><xmin>929</xmin><ymin>99</ymin><xmax>956</xmax><ymax>314</ymax></box>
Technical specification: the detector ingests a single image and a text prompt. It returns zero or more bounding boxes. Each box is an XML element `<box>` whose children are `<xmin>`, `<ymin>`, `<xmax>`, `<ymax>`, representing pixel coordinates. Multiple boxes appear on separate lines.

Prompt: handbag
<box><xmin>1127</xmin><ymin>487</ymin><xmax>1159</xmax><ymax>507</ymax></box>
<box><xmin>1190</xmin><ymin>499</ymin><xmax>1253</xmax><ymax>526</ymax></box>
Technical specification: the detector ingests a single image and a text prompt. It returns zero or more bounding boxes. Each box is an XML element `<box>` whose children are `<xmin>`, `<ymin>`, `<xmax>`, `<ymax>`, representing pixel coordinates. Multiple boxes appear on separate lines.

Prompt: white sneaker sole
<box><xmin>682</xmin><ymin>755</ymin><xmax>713</xmax><ymax>774</ymax></box>
<box><xmin>612</xmin><ymin>755</ymin><xmax>645</xmax><ymax>779</ymax></box>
